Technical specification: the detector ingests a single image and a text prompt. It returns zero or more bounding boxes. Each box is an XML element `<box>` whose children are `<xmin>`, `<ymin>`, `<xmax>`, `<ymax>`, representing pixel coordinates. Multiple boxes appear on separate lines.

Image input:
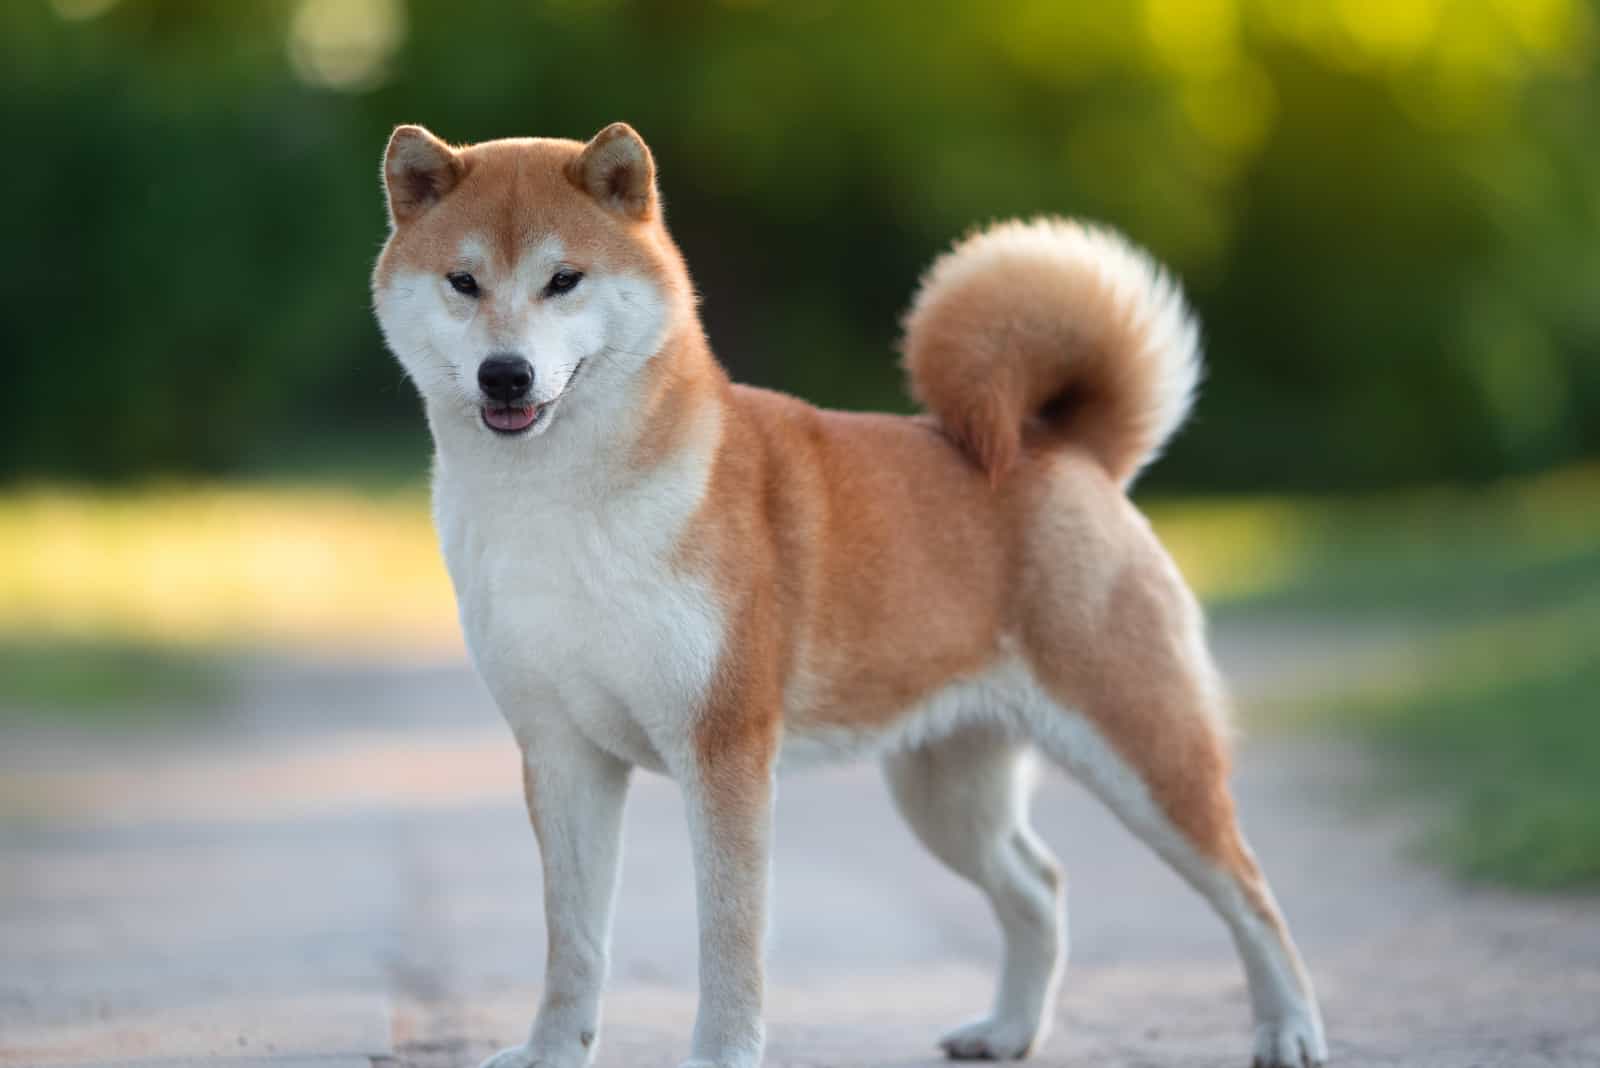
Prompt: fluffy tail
<box><xmin>900</xmin><ymin>217</ymin><xmax>1201</xmax><ymax>488</ymax></box>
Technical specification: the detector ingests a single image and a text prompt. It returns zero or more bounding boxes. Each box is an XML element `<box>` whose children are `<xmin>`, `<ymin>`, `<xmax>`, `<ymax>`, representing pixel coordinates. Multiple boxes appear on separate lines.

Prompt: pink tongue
<box><xmin>485</xmin><ymin>405</ymin><xmax>538</xmax><ymax>431</ymax></box>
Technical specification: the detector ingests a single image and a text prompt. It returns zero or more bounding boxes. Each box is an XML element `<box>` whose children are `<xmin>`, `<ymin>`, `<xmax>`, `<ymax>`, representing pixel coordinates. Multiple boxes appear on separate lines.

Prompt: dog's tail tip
<box><xmin>899</xmin><ymin>217</ymin><xmax>1201</xmax><ymax>488</ymax></box>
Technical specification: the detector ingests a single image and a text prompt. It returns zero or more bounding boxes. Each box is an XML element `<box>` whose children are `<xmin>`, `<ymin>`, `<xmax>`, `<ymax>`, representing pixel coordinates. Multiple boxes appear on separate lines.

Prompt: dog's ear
<box><xmin>569</xmin><ymin>122</ymin><xmax>656</xmax><ymax>220</ymax></box>
<box><xmin>383</xmin><ymin>125</ymin><xmax>463</xmax><ymax>226</ymax></box>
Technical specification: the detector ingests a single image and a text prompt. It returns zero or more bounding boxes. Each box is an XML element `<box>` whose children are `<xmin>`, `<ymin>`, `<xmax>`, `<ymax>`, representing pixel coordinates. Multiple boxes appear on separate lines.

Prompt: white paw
<box><xmin>478</xmin><ymin>1046</ymin><xmax>540</xmax><ymax>1068</ymax></box>
<box><xmin>938</xmin><ymin>1016</ymin><xmax>1042</xmax><ymax>1061</ymax></box>
<box><xmin>1251</xmin><ymin>1011</ymin><xmax>1328</xmax><ymax>1068</ymax></box>
<box><xmin>477</xmin><ymin>1044</ymin><xmax>588</xmax><ymax>1068</ymax></box>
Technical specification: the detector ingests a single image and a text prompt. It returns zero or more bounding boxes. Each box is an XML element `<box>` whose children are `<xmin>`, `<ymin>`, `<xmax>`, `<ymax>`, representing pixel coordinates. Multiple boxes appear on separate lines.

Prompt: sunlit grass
<box><xmin>3</xmin><ymin>465</ymin><xmax>1596</xmax><ymax>657</ymax></box>
<box><xmin>0</xmin><ymin>482</ymin><xmax>460</xmax><ymax>657</ymax></box>
<box><xmin>0</xmin><ymin>639</ymin><xmax>221</xmax><ymax>722</ymax></box>
<box><xmin>1145</xmin><ymin>495</ymin><xmax>1312</xmax><ymax>602</ymax></box>
<box><xmin>1150</xmin><ymin>462</ymin><xmax>1600</xmax><ymax>622</ymax></box>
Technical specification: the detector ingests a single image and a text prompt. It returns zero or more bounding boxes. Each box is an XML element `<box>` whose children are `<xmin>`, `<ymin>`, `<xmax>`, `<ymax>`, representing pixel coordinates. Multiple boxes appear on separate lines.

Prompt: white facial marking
<box><xmin>373</xmin><ymin>232</ymin><xmax>669</xmax><ymax>444</ymax></box>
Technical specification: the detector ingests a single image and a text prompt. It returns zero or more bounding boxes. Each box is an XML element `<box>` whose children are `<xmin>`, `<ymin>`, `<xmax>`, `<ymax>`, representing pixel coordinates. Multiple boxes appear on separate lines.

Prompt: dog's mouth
<box><xmin>481</xmin><ymin>403</ymin><xmax>543</xmax><ymax>435</ymax></box>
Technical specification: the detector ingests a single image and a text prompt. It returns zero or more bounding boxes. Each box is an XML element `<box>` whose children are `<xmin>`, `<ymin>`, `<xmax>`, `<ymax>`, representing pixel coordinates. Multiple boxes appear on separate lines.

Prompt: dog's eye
<box><xmin>545</xmin><ymin>269</ymin><xmax>583</xmax><ymax>297</ymax></box>
<box><xmin>446</xmin><ymin>272</ymin><xmax>480</xmax><ymax>297</ymax></box>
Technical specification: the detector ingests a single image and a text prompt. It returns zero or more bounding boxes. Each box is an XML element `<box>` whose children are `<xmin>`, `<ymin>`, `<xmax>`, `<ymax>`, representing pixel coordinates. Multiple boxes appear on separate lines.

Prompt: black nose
<box><xmin>478</xmin><ymin>355</ymin><xmax>533</xmax><ymax>403</ymax></box>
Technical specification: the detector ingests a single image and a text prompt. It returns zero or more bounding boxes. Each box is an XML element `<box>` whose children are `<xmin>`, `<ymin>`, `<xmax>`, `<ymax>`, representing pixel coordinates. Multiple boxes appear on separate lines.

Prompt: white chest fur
<box><xmin>431</xmin><ymin>412</ymin><xmax>724</xmax><ymax>775</ymax></box>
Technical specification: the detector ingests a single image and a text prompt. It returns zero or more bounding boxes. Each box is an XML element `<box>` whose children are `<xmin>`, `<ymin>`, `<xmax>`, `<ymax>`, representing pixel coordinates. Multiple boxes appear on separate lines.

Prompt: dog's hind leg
<box><xmin>883</xmin><ymin>726</ymin><xmax>1065</xmax><ymax>1060</ymax></box>
<box><xmin>1019</xmin><ymin>499</ymin><xmax>1328</xmax><ymax>1067</ymax></box>
<box><xmin>1033</xmin><ymin>685</ymin><xmax>1326</xmax><ymax>1066</ymax></box>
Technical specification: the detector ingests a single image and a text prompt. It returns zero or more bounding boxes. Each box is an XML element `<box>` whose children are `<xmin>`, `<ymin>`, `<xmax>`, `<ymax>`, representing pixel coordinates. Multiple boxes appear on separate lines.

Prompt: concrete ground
<box><xmin>2</xmin><ymin>625</ymin><xmax>1598</xmax><ymax>1068</ymax></box>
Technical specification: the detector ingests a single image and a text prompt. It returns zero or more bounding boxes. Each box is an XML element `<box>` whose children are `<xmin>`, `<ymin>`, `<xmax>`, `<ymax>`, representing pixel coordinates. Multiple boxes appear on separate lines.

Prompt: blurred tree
<box><xmin>2</xmin><ymin>0</ymin><xmax>1596</xmax><ymax>490</ymax></box>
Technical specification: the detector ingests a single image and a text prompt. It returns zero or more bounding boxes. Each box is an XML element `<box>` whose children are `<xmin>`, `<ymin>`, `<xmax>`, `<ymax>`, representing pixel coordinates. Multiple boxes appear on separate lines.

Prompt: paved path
<box><xmin>2</xmin><ymin>627</ymin><xmax>1597</xmax><ymax>1068</ymax></box>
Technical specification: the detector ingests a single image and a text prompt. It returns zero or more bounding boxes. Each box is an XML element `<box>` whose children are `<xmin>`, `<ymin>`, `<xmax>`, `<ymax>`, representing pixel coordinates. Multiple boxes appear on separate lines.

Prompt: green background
<box><xmin>5</xmin><ymin>0</ymin><xmax>1598</xmax><ymax>491</ymax></box>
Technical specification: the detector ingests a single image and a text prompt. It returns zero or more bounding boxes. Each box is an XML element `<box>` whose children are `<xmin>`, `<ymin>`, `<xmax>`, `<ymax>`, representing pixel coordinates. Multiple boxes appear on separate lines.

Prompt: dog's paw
<box><xmin>938</xmin><ymin>1016</ymin><xmax>1041</xmax><ymax>1061</ymax></box>
<box><xmin>477</xmin><ymin>1044</ymin><xmax>588</xmax><ymax>1068</ymax></box>
<box><xmin>1251</xmin><ymin>1012</ymin><xmax>1328</xmax><ymax>1068</ymax></box>
<box><xmin>477</xmin><ymin>1046</ymin><xmax>540</xmax><ymax>1068</ymax></box>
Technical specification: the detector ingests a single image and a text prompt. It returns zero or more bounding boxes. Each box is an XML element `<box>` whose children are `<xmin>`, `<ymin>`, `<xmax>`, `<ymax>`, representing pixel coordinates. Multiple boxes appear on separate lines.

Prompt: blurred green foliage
<box><xmin>1319</xmin><ymin>582</ymin><xmax>1600</xmax><ymax>889</ymax></box>
<box><xmin>4</xmin><ymin>0</ymin><xmax>1598</xmax><ymax>489</ymax></box>
<box><xmin>1373</xmin><ymin>606</ymin><xmax>1600</xmax><ymax>889</ymax></box>
<box><xmin>1208</xmin><ymin>464</ymin><xmax>1600</xmax><ymax>888</ymax></box>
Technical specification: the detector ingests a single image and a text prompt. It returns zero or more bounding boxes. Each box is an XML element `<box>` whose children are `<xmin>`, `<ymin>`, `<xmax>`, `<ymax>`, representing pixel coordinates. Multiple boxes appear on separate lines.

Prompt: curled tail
<box><xmin>900</xmin><ymin>217</ymin><xmax>1201</xmax><ymax>488</ymax></box>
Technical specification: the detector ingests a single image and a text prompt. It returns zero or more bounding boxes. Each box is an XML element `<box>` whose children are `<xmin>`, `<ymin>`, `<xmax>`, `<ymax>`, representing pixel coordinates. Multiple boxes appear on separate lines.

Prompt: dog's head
<box><xmin>372</xmin><ymin>123</ymin><xmax>690</xmax><ymax>443</ymax></box>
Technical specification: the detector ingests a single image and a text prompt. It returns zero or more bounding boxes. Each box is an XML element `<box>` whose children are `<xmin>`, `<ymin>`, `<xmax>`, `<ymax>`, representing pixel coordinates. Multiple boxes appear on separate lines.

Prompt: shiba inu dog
<box><xmin>371</xmin><ymin>122</ymin><xmax>1327</xmax><ymax>1068</ymax></box>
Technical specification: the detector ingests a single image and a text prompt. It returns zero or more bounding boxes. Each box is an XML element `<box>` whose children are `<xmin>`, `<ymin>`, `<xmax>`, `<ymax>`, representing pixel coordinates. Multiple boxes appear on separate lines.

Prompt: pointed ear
<box><xmin>568</xmin><ymin>122</ymin><xmax>657</xmax><ymax>219</ymax></box>
<box><xmin>383</xmin><ymin>125</ymin><xmax>463</xmax><ymax>225</ymax></box>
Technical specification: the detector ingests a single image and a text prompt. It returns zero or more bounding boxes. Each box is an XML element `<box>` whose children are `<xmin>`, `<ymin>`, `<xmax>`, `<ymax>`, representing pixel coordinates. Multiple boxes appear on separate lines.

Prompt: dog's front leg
<box><xmin>481</xmin><ymin>721</ymin><xmax>631</xmax><ymax>1068</ymax></box>
<box><xmin>677</xmin><ymin>720</ymin><xmax>777</xmax><ymax>1068</ymax></box>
